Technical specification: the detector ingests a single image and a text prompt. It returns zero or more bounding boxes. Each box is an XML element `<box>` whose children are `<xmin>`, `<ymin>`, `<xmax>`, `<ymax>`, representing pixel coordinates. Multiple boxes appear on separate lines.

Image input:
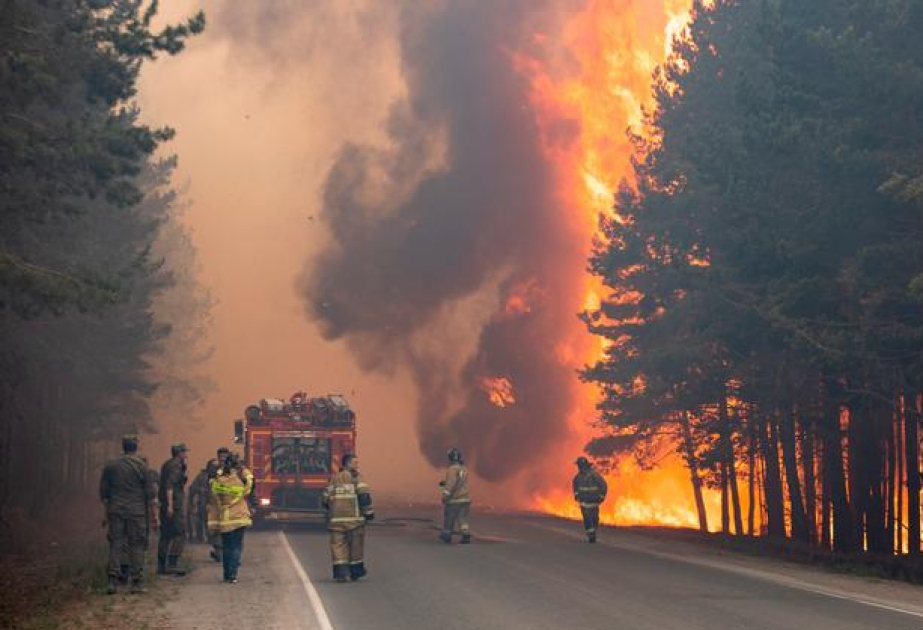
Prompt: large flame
<box><xmin>518</xmin><ymin>0</ymin><xmax>718</xmax><ymax>528</ymax></box>
<box><xmin>479</xmin><ymin>376</ymin><xmax>517</xmax><ymax>408</ymax></box>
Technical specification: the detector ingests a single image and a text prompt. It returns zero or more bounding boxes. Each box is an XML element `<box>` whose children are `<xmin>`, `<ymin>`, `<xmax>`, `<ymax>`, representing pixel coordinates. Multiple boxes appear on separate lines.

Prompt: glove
<box><xmin>365</xmin><ymin>513</ymin><xmax>375</xmax><ymax>522</ymax></box>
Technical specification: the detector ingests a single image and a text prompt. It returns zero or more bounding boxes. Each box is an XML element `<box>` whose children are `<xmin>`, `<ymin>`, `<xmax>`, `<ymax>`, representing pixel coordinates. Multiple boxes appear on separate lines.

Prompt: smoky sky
<box><xmin>304</xmin><ymin>1</ymin><xmax>590</xmax><ymax>481</ymax></box>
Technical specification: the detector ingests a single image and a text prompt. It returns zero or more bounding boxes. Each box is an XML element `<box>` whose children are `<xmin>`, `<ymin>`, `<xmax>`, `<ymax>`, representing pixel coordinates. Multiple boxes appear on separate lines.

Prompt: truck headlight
<box><xmin>259</xmin><ymin>498</ymin><xmax>271</xmax><ymax>506</ymax></box>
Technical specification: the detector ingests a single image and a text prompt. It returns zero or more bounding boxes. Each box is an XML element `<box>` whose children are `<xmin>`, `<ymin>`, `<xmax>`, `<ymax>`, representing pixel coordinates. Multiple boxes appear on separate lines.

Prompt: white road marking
<box><xmin>279</xmin><ymin>530</ymin><xmax>335</xmax><ymax>630</ymax></box>
<box><xmin>527</xmin><ymin>521</ymin><xmax>923</xmax><ymax>619</ymax></box>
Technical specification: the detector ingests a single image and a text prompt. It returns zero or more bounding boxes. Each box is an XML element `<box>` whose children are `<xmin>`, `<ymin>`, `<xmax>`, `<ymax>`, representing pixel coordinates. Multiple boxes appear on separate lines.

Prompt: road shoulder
<box><xmin>529</xmin><ymin>517</ymin><xmax>923</xmax><ymax>617</ymax></box>
<box><xmin>157</xmin><ymin>531</ymin><xmax>318</xmax><ymax>630</ymax></box>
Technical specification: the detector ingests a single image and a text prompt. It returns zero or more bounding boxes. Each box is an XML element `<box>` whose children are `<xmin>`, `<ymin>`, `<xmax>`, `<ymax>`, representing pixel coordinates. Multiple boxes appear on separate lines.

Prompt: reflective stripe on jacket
<box><xmin>324</xmin><ymin>469</ymin><xmax>372</xmax><ymax>531</ymax></box>
<box><xmin>572</xmin><ymin>469</ymin><xmax>608</xmax><ymax>506</ymax></box>
<box><xmin>207</xmin><ymin>468</ymin><xmax>253</xmax><ymax>534</ymax></box>
<box><xmin>442</xmin><ymin>463</ymin><xmax>471</xmax><ymax>504</ymax></box>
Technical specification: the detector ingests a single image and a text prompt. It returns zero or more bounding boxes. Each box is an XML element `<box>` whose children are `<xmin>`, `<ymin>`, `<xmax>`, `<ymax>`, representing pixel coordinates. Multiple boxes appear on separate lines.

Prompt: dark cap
<box><xmin>575</xmin><ymin>456</ymin><xmax>590</xmax><ymax>468</ymax></box>
<box><xmin>122</xmin><ymin>435</ymin><xmax>139</xmax><ymax>452</ymax></box>
<box><xmin>171</xmin><ymin>443</ymin><xmax>189</xmax><ymax>456</ymax></box>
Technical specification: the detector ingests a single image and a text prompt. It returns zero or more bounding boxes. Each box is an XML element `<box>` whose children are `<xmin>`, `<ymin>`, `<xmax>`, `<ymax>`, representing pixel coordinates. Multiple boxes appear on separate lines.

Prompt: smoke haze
<box><xmin>139</xmin><ymin>0</ymin><xmax>635</xmax><ymax>500</ymax></box>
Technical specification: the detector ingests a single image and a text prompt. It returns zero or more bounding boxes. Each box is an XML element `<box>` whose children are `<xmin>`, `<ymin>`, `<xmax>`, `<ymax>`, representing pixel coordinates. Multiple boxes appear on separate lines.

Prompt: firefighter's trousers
<box><xmin>442</xmin><ymin>501</ymin><xmax>471</xmax><ymax>537</ymax></box>
<box><xmin>330</xmin><ymin>525</ymin><xmax>366</xmax><ymax>580</ymax></box>
<box><xmin>580</xmin><ymin>504</ymin><xmax>600</xmax><ymax>537</ymax></box>
<box><xmin>108</xmin><ymin>513</ymin><xmax>148</xmax><ymax>579</ymax></box>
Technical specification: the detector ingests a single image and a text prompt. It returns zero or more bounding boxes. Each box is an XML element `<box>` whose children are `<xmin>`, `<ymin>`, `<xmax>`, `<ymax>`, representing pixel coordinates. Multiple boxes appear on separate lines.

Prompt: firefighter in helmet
<box><xmin>439</xmin><ymin>448</ymin><xmax>471</xmax><ymax>544</ymax></box>
<box><xmin>573</xmin><ymin>456</ymin><xmax>607</xmax><ymax>543</ymax></box>
<box><xmin>323</xmin><ymin>453</ymin><xmax>374</xmax><ymax>582</ymax></box>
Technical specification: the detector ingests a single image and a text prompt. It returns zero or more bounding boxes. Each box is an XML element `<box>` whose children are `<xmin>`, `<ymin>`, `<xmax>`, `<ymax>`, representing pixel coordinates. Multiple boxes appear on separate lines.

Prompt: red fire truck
<box><xmin>233</xmin><ymin>392</ymin><xmax>356</xmax><ymax>520</ymax></box>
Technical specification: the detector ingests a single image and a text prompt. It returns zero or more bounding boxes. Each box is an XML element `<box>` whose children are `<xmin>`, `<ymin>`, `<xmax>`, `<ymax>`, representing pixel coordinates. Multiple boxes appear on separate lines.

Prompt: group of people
<box><xmin>98</xmin><ymin>436</ymin><xmax>256</xmax><ymax>594</ymax></box>
<box><xmin>432</xmin><ymin>449</ymin><xmax>609</xmax><ymax>546</ymax></box>
<box><xmin>100</xmin><ymin>436</ymin><xmax>608</xmax><ymax>594</ymax></box>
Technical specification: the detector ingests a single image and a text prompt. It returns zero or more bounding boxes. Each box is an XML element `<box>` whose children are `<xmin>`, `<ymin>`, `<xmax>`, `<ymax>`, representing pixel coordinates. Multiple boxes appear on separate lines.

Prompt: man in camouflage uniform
<box><xmin>100</xmin><ymin>435</ymin><xmax>159</xmax><ymax>594</ymax></box>
<box><xmin>186</xmin><ymin>464</ymin><xmax>210</xmax><ymax>544</ymax></box>
<box><xmin>158</xmin><ymin>443</ymin><xmax>189</xmax><ymax>575</ymax></box>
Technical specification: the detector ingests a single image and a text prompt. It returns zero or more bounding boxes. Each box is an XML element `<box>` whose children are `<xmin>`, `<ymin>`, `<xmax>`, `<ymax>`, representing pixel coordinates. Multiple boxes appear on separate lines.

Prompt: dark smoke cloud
<box><xmin>304</xmin><ymin>1</ymin><xmax>590</xmax><ymax>482</ymax></box>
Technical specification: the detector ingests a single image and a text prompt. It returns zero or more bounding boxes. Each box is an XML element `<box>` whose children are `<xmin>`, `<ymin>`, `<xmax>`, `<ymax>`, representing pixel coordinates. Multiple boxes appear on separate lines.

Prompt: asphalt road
<box><xmin>279</xmin><ymin>508</ymin><xmax>923</xmax><ymax>630</ymax></box>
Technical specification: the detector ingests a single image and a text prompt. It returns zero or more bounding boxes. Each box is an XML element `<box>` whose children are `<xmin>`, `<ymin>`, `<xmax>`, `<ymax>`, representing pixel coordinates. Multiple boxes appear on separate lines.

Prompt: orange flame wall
<box><xmin>517</xmin><ymin>0</ymin><xmax>721</xmax><ymax>528</ymax></box>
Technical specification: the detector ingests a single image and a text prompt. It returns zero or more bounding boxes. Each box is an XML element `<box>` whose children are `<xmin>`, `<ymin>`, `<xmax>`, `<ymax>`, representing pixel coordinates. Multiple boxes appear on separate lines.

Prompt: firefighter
<box><xmin>439</xmin><ymin>448</ymin><xmax>471</xmax><ymax>544</ymax></box>
<box><xmin>208</xmin><ymin>452</ymin><xmax>253</xmax><ymax>583</ymax></box>
<box><xmin>573</xmin><ymin>456</ymin><xmax>608</xmax><ymax>543</ymax></box>
<box><xmin>99</xmin><ymin>435</ymin><xmax>159</xmax><ymax>594</ymax></box>
<box><xmin>186</xmin><ymin>464</ymin><xmax>210</xmax><ymax>544</ymax></box>
<box><xmin>323</xmin><ymin>453</ymin><xmax>374</xmax><ymax>583</ymax></box>
<box><xmin>158</xmin><ymin>443</ymin><xmax>190</xmax><ymax>575</ymax></box>
<box><xmin>207</xmin><ymin>447</ymin><xmax>230</xmax><ymax>562</ymax></box>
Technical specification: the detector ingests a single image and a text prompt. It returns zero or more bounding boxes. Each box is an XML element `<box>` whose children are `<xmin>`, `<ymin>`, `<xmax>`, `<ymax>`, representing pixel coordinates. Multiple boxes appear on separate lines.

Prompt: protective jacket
<box><xmin>324</xmin><ymin>469</ymin><xmax>373</xmax><ymax>532</ymax></box>
<box><xmin>573</xmin><ymin>469</ymin><xmax>608</xmax><ymax>506</ymax></box>
<box><xmin>208</xmin><ymin>467</ymin><xmax>254</xmax><ymax>534</ymax></box>
<box><xmin>442</xmin><ymin>463</ymin><xmax>471</xmax><ymax>504</ymax></box>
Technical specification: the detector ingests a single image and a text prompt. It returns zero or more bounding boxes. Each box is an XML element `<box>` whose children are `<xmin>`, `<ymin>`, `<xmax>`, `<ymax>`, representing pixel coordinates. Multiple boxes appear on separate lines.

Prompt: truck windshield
<box><xmin>271</xmin><ymin>437</ymin><xmax>331</xmax><ymax>475</ymax></box>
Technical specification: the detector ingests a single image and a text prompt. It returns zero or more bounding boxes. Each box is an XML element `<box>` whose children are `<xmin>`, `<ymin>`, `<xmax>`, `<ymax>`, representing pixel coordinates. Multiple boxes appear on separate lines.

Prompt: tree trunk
<box><xmin>681</xmin><ymin>411</ymin><xmax>709</xmax><ymax>533</ymax></box>
<box><xmin>823</xmin><ymin>403</ymin><xmax>855</xmax><ymax>552</ymax></box>
<box><xmin>720</xmin><ymin>397</ymin><xmax>744</xmax><ymax>536</ymax></box>
<box><xmin>802</xmin><ymin>416</ymin><xmax>817</xmax><ymax>545</ymax></box>
<box><xmin>906</xmin><ymin>390</ymin><xmax>920</xmax><ymax>554</ymax></box>
<box><xmin>781</xmin><ymin>409</ymin><xmax>809</xmax><ymax>543</ymax></box>
<box><xmin>897</xmin><ymin>396</ymin><xmax>905</xmax><ymax>554</ymax></box>
<box><xmin>761</xmin><ymin>415</ymin><xmax>786</xmax><ymax>539</ymax></box>
<box><xmin>821</xmin><ymin>437</ymin><xmax>831</xmax><ymax>549</ymax></box>
<box><xmin>887</xmin><ymin>403</ymin><xmax>897</xmax><ymax>553</ymax></box>
<box><xmin>865</xmin><ymin>401</ymin><xmax>888</xmax><ymax>554</ymax></box>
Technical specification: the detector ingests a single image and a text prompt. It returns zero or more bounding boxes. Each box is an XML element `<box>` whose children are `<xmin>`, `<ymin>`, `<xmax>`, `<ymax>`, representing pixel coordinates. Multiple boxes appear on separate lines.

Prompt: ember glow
<box><xmin>479</xmin><ymin>376</ymin><xmax>517</xmax><ymax>408</ymax></box>
<box><xmin>518</xmin><ymin>0</ymin><xmax>720</xmax><ymax>528</ymax></box>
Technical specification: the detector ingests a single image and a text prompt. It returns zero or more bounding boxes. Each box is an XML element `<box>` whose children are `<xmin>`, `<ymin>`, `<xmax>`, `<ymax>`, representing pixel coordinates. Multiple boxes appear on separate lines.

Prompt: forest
<box><xmin>0</xmin><ymin>0</ymin><xmax>209</xmax><ymax>541</ymax></box>
<box><xmin>584</xmin><ymin>0</ymin><xmax>923</xmax><ymax>554</ymax></box>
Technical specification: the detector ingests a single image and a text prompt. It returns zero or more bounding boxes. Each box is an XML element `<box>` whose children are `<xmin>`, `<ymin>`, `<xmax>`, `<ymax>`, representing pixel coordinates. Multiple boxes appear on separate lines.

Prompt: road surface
<box><xmin>270</xmin><ymin>508</ymin><xmax>923</xmax><ymax>630</ymax></box>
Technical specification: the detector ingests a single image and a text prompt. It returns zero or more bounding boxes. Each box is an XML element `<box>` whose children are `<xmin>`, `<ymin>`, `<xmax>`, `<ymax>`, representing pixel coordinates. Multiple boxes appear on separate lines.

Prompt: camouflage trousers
<box><xmin>108</xmin><ymin>513</ymin><xmax>148</xmax><ymax>579</ymax></box>
<box><xmin>158</xmin><ymin>510</ymin><xmax>186</xmax><ymax>565</ymax></box>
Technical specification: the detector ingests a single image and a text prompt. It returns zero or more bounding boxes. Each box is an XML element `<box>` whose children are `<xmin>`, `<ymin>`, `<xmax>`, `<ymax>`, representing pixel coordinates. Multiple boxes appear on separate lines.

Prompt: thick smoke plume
<box><xmin>305</xmin><ymin>1</ymin><xmax>590</xmax><ymax>481</ymax></box>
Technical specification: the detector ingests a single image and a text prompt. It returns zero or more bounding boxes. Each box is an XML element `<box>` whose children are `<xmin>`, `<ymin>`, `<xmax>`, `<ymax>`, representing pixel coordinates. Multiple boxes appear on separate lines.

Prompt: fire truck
<box><xmin>233</xmin><ymin>392</ymin><xmax>356</xmax><ymax>520</ymax></box>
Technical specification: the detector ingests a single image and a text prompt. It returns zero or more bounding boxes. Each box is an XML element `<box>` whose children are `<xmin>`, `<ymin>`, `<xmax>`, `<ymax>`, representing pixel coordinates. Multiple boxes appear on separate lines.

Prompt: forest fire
<box><xmin>517</xmin><ymin>0</ymin><xmax>714</xmax><ymax>527</ymax></box>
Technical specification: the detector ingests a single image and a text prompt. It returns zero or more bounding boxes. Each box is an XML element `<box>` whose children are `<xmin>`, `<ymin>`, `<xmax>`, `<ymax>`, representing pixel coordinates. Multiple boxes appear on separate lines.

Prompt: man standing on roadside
<box><xmin>158</xmin><ymin>443</ymin><xmax>190</xmax><ymax>575</ymax></box>
<box><xmin>439</xmin><ymin>448</ymin><xmax>471</xmax><ymax>544</ymax></box>
<box><xmin>572</xmin><ymin>456</ymin><xmax>608</xmax><ymax>543</ymax></box>
<box><xmin>187</xmin><ymin>463</ymin><xmax>210</xmax><ymax>544</ymax></box>
<box><xmin>100</xmin><ymin>435</ymin><xmax>159</xmax><ymax>594</ymax></box>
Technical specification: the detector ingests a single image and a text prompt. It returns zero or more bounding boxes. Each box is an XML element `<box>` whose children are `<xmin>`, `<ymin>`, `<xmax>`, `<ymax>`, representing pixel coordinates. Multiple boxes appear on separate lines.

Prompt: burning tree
<box><xmin>584</xmin><ymin>0</ymin><xmax>923</xmax><ymax>554</ymax></box>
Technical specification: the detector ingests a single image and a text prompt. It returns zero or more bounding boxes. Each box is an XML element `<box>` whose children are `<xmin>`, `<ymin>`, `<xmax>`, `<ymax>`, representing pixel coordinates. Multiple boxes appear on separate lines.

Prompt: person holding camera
<box><xmin>207</xmin><ymin>452</ymin><xmax>254</xmax><ymax>583</ymax></box>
